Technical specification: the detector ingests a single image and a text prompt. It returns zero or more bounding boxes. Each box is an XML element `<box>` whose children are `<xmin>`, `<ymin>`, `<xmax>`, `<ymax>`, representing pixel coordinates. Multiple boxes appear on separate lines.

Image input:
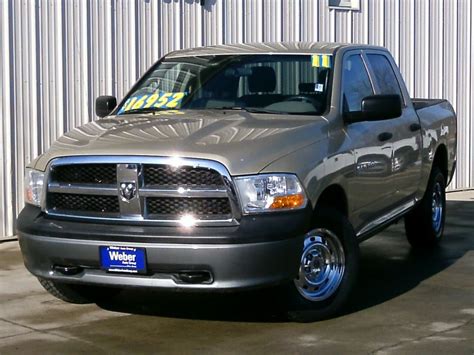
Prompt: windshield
<box><xmin>116</xmin><ymin>54</ymin><xmax>333</xmax><ymax>115</ymax></box>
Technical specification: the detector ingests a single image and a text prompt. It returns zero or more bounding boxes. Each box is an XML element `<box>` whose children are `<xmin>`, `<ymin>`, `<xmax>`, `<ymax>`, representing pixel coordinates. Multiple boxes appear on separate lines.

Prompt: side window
<box><xmin>342</xmin><ymin>55</ymin><xmax>374</xmax><ymax>112</ymax></box>
<box><xmin>366</xmin><ymin>54</ymin><xmax>403</xmax><ymax>98</ymax></box>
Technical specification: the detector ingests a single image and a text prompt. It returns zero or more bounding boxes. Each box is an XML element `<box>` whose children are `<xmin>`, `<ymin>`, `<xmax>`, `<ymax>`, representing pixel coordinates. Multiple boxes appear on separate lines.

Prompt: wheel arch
<box><xmin>432</xmin><ymin>144</ymin><xmax>448</xmax><ymax>183</ymax></box>
<box><xmin>314</xmin><ymin>184</ymin><xmax>349</xmax><ymax>217</ymax></box>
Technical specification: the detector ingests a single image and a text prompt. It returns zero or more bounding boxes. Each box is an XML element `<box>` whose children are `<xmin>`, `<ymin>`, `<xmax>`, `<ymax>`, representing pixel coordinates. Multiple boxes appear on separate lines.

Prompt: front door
<box><xmin>342</xmin><ymin>52</ymin><xmax>400</xmax><ymax>232</ymax></box>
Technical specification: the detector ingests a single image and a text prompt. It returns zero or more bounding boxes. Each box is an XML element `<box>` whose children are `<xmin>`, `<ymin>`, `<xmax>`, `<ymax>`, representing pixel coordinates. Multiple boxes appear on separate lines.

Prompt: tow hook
<box><xmin>177</xmin><ymin>271</ymin><xmax>212</xmax><ymax>284</ymax></box>
<box><xmin>53</xmin><ymin>265</ymin><xmax>83</xmax><ymax>276</ymax></box>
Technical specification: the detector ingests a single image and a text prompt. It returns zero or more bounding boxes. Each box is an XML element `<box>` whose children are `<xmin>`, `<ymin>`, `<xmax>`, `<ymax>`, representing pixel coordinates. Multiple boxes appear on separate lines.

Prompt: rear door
<box><xmin>364</xmin><ymin>51</ymin><xmax>423</xmax><ymax>204</ymax></box>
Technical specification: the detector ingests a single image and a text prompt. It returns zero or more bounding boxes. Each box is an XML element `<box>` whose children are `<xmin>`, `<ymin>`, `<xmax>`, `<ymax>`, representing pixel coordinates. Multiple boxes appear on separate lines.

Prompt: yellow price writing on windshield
<box><xmin>118</xmin><ymin>92</ymin><xmax>187</xmax><ymax>114</ymax></box>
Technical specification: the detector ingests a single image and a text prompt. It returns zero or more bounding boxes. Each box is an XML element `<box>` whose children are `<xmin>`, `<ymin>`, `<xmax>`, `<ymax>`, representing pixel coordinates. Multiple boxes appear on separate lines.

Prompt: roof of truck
<box><xmin>165</xmin><ymin>42</ymin><xmax>383</xmax><ymax>58</ymax></box>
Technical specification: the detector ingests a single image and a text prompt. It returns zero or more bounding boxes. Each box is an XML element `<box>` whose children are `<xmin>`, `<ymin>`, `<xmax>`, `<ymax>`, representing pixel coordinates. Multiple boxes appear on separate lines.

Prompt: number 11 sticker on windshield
<box><xmin>118</xmin><ymin>92</ymin><xmax>187</xmax><ymax>114</ymax></box>
<box><xmin>312</xmin><ymin>54</ymin><xmax>332</xmax><ymax>68</ymax></box>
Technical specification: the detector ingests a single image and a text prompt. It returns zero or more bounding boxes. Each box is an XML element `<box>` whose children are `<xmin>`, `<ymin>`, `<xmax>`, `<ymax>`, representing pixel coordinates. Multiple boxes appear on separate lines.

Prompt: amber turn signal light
<box><xmin>270</xmin><ymin>193</ymin><xmax>306</xmax><ymax>209</ymax></box>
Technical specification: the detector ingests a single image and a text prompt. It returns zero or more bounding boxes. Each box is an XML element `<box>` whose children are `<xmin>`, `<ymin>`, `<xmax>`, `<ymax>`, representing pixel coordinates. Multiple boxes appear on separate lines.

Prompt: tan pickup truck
<box><xmin>18</xmin><ymin>42</ymin><xmax>457</xmax><ymax>321</ymax></box>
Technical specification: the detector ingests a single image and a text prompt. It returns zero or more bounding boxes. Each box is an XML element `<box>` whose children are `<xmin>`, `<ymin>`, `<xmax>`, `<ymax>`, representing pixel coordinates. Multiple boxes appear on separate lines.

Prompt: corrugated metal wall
<box><xmin>1</xmin><ymin>0</ymin><xmax>473</xmax><ymax>238</ymax></box>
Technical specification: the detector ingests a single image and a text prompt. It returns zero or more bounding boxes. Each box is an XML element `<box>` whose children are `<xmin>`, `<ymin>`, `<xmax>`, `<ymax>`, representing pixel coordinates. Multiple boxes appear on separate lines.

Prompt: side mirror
<box><xmin>344</xmin><ymin>94</ymin><xmax>402</xmax><ymax>124</ymax></box>
<box><xmin>96</xmin><ymin>96</ymin><xmax>117</xmax><ymax>118</ymax></box>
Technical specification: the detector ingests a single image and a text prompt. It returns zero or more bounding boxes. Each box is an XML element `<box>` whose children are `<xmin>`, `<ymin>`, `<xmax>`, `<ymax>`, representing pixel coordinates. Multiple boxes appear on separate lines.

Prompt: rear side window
<box><xmin>366</xmin><ymin>54</ymin><xmax>403</xmax><ymax>98</ymax></box>
<box><xmin>342</xmin><ymin>55</ymin><xmax>374</xmax><ymax>112</ymax></box>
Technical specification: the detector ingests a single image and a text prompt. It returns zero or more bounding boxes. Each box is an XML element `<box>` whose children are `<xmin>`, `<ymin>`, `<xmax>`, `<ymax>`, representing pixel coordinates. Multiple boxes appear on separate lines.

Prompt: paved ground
<box><xmin>1</xmin><ymin>191</ymin><xmax>474</xmax><ymax>354</ymax></box>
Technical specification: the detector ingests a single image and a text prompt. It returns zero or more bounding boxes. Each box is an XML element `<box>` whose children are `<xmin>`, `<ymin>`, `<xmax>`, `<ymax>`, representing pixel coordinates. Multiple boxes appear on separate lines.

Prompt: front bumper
<box><xmin>18</xmin><ymin>205</ymin><xmax>310</xmax><ymax>291</ymax></box>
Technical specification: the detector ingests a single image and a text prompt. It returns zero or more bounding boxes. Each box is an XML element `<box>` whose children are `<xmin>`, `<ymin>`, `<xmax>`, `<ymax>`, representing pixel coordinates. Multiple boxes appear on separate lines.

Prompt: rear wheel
<box><xmin>38</xmin><ymin>278</ymin><xmax>120</xmax><ymax>304</ymax></box>
<box><xmin>285</xmin><ymin>209</ymin><xmax>359</xmax><ymax>322</ymax></box>
<box><xmin>405</xmin><ymin>166</ymin><xmax>446</xmax><ymax>248</ymax></box>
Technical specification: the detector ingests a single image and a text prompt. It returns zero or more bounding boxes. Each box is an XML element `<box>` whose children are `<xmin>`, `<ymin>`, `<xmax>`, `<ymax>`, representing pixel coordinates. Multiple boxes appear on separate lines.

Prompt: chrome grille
<box><xmin>44</xmin><ymin>156</ymin><xmax>239</xmax><ymax>226</ymax></box>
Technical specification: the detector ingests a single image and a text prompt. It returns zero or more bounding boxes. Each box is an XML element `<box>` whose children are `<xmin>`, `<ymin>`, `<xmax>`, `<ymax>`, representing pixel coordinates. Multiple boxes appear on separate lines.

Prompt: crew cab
<box><xmin>18</xmin><ymin>42</ymin><xmax>457</xmax><ymax>321</ymax></box>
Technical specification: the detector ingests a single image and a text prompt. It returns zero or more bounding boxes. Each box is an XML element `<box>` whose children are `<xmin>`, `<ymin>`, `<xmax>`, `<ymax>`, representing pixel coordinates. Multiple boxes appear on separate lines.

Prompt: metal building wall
<box><xmin>1</xmin><ymin>0</ymin><xmax>473</xmax><ymax>238</ymax></box>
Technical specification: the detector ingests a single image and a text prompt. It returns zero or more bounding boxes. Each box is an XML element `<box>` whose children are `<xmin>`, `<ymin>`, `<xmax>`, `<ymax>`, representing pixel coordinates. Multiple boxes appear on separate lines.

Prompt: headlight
<box><xmin>234</xmin><ymin>174</ymin><xmax>307</xmax><ymax>214</ymax></box>
<box><xmin>25</xmin><ymin>168</ymin><xmax>45</xmax><ymax>207</ymax></box>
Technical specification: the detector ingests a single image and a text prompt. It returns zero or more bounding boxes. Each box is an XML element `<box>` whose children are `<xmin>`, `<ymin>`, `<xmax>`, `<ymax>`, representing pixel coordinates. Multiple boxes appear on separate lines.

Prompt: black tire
<box><xmin>404</xmin><ymin>166</ymin><xmax>446</xmax><ymax>248</ymax></box>
<box><xmin>38</xmin><ymin>278</ymin><xmax>120</xmax><ymax>304</ymax></box>
<box><xmin>284</xmin><ymin>209</ymin><xmax>359</xmax><ymax>322</ymax></box>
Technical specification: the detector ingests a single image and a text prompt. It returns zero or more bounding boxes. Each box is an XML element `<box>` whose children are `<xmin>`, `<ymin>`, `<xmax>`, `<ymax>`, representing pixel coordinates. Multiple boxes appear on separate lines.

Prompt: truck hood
<box><xmin>34</xmin><ymin>110</ymin><xmax>328</xmax><ymax>175</ymax></box>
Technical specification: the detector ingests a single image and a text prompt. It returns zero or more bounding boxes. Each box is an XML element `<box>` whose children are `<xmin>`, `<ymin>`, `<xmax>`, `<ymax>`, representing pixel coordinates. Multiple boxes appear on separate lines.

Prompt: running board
<box><xmin>356</xmin><ymin>199</ymin><xmax>417</xmax><ymax>240</ymax></box>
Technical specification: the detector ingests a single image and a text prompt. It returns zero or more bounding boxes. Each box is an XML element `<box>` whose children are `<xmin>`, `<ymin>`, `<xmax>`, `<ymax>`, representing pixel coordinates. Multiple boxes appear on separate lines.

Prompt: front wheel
<box><xmin>284</xmin><ymin>209</ymin><xmax>359</xmax><ymax>322</ymax></box>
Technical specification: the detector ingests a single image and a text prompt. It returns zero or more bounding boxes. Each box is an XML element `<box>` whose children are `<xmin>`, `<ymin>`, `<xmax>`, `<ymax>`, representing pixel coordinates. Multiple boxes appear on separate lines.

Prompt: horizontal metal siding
<box><xmin>1</xmin><ymin>0</ymin><xmax>473</xmax><ymax>238</ymax></box>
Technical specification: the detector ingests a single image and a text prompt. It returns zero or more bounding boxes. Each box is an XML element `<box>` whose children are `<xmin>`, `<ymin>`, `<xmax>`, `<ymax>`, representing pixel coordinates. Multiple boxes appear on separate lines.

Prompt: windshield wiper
<box><xmin>118</xmin><ymin>107</ymin><xmax>170</xmax><ymax>115</ymax></box>
<box><xmin>208</xmin><ymin>106</ymin><xmax>289</xmax><ymax>114</ymax></box>
<box><xmin>208</xmin><ymin>106</ymin><xmax>321</xmax><ymax>115</ymax></box>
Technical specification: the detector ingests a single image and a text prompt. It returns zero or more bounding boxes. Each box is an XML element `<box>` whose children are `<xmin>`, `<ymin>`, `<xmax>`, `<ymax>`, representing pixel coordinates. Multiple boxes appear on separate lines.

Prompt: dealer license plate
<box><xmin>100</xmin><ymin>246</ymin><xmax>147</xmax><ymax>274</ymax></box>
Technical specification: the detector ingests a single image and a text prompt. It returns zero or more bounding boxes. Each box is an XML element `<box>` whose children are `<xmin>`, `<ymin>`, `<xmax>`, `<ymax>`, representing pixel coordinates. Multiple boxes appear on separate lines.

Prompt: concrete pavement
<box><xmin>1</xmin><ymin>191</ymin><xmax>474</xmax><ymax>354</ymax></box>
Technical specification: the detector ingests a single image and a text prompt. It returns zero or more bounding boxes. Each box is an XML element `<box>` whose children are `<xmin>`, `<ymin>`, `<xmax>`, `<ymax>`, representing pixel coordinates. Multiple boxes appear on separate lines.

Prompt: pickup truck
<box><xmin>18</xmin><ymin>42</ymin><xmax>457</xmax><ymax>321</ymax></box>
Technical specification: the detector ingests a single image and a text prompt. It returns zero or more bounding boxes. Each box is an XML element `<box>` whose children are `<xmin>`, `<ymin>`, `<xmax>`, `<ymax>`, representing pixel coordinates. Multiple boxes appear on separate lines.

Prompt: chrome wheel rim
<box><xmin>294</xmin><ymin>228</ymin><xmax>345</xmax><ymax>302</ymax></box>
<box><xmin>432</xmin><ymin>181</ymin><xmax>443</xmax><ymax>234</ymax></box>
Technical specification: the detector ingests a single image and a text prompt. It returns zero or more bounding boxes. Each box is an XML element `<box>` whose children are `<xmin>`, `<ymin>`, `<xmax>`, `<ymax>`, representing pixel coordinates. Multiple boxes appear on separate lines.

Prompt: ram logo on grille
<box><xmin>119</xmin><ymin>182</ymin><xmax>137</xmax><ymax>201</ymax></box>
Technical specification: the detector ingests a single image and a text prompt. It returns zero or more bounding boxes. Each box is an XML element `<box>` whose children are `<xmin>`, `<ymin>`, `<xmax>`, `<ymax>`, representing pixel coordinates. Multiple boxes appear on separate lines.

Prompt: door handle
<box><xmin>378</xmin><ymin>132</ymin><xmax>393</xmax><ymax>142</ymax></box>
<box><xmin>409</xmin><ymin>123</ymin><xmax>421</xmax><ymax>132</ymax></box>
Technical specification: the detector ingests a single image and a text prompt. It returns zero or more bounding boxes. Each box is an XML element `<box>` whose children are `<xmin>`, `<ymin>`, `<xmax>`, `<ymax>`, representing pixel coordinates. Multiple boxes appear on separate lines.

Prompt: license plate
<box><xmin>99</xmin><ymin>246</ymin><xmax>147</xmax><ymax>274</ymax></box>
